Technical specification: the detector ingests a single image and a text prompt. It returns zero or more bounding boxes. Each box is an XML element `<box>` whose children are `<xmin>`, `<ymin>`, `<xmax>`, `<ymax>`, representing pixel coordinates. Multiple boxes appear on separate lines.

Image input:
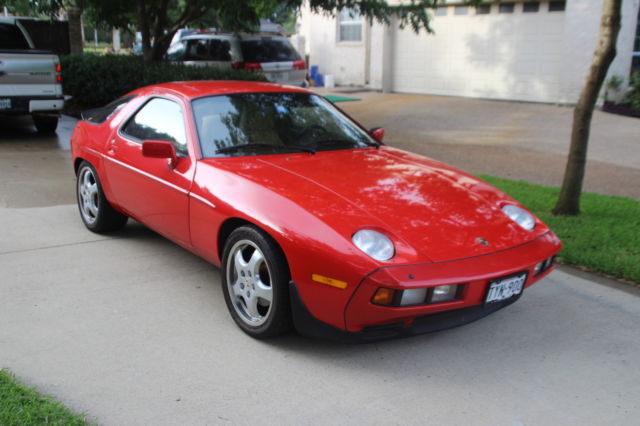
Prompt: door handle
<box><xmin>107</xmin><ymin>138</ymin><xmax>116</xmax><ymax>155</ymax></box>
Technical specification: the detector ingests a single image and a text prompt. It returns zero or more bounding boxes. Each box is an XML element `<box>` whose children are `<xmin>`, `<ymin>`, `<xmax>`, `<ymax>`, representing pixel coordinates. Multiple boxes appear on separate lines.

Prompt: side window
<box><xmin>209</xmin><ymin>39</ymin><xmax>231</xmax><ymax>61</ymax></box>
<box><xmin>185</xmin><ymin>39</ymin><xmax>210</xmax><ymax>61</ymax></box>
<box><xmin>121</xmin><ymin>98</ymin><xmax>188</xmax><ymax>156</ymax></box>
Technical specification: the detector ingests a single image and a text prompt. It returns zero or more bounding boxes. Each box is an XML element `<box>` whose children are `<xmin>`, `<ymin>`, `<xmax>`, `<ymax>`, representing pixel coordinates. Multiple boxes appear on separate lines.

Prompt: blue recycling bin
<box><xmin>310</xmin><ymin>65</ymin><xmax>319</xmax><ymax>79</ymax></box>
<box><xmin>314</xmin><ymin>73</ymin><xmax>324</xmax><ymax>87</ymax></box>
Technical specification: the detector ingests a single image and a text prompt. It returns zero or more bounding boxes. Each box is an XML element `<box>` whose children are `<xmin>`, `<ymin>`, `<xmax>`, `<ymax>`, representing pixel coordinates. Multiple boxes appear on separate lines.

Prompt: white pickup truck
<box><xmin>0</xmin><ymin>17</ymin><xmax>64</xmax><ymax>133</ymax></box>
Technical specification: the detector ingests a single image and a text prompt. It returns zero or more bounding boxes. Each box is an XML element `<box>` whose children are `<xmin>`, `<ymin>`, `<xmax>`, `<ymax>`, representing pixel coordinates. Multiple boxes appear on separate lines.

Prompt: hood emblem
<box><xmin>476</xmin><ymin>237</ymin><xmax>490</xmax><ymax>246</ymax></box>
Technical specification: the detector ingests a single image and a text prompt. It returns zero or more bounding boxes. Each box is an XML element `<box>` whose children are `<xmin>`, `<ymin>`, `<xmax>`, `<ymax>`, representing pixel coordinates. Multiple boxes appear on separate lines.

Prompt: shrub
<box><xmin>61</xmin><ymin>53</ymin><xmax>267</xmax><ymax>110</ymax></box>
<box><xmin>624</xmin><ymin>72</ymin><xmax>640</xmax><ymax>111</ymax></box>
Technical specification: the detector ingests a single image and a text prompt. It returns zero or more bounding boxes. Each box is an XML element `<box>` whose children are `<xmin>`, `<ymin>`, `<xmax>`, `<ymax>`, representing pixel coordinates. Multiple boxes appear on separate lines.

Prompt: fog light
<box><xmin>399</xmin><ymin>288</ymin><xmax>428</xmax><ymax>306</ymax></box>
<box><xmin>534</xmin><ymin>261</ymin><xmax>544</xmax><ymax>276</ymax></box>
<box><xmin>545</xmin><ymin>256</ymin><xmax>555</xmax><ymax>269</ymax></box>
<box><xmin>431</xmin><ymin>284</ymin><xmax>459</xmax><ymax>303</ymax></box>
<box><xmin>372</xmin><ymin>288</ymin><xmax>396</xmax><ymax>306</ymax></box>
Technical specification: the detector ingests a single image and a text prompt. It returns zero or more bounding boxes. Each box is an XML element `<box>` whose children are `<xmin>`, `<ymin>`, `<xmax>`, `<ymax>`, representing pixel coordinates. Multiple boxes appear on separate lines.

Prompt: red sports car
<box><xmin>71</xmin><ymin>81</ymin><xmax>561</xmax><ymax>342</ymax></box>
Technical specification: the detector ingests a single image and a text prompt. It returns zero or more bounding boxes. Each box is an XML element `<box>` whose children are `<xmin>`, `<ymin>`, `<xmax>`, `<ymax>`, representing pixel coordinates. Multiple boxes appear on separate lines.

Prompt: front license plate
<box><xmin>0</xmin><ymin>99</ymin><xmax>11</xmax><ymax>110</ymax></box>
<box><xmin>485</xmin><ymin>272</ymin><xmax>527</xmax><ymax>304</ymax></box>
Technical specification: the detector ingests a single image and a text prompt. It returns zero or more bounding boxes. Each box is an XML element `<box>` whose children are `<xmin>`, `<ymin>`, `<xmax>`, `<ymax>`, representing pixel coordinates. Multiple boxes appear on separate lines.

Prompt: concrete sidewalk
<box><xmin>319</xmin><ymin>88</ymin><xmax>640</xmax><ymax>199</ymax></box>
<box><xmin>1</xmin><ymin>204</ymin><xmax>639</xmax><ymax>425</ymax></box>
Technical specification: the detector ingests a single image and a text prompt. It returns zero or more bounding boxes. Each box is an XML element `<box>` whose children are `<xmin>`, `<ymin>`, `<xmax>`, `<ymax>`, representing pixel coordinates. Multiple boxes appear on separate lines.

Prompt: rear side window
<box><xmin>81</xmin><ymin>95</ymin><xmax>135</xmax><ymax>124</ymax></box>
<box><xmin>121</xmin><ymin>98</ymin><xmax>188</xmax><ymax>156</ymax></box>
<box><xmin>183</xmin><ymin>39</ymin><xmax>231</xmax><ymax>61</ymax></box>
<box><xmin>0</xmin><ymin>23</ymin><xmax>30</xmax><ymax>50</ymax></box>
<box><xmin>240</xmin><ymin>39</ymin><xmax>301</xmax><ymax>63</ymax></box>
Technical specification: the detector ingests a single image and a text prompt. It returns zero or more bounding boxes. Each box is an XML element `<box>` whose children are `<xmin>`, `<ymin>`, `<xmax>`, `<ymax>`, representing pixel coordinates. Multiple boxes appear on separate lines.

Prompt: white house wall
<box><xmin>392</xmin><ymin>2</ymin><xmax>567</xmax><ymax>103</ymax></box>
<box><xmin>299</xmin><ymin>0</ymin><xmax>640</xmax><ymax>104</ymax></box>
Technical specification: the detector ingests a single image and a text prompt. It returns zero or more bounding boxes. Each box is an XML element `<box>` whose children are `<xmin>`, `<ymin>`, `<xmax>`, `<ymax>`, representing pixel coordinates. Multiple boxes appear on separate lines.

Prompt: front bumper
<box><xmin>291</xmin><ymin>231</ymin><xmax>561</xmax><ymax>342</ymax></box>
<box><xmin>290</xmin><ymin>281</ymin><xmax>524</xmax><ymax>343</ymax></box>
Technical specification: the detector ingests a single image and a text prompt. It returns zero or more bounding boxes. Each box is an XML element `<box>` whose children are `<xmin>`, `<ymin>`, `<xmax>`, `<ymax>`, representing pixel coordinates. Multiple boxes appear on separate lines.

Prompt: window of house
<box><xmin>338</xmin><ymin>8</ymin><xmax>362</xmax><ymax>42</ymax></box>
<box><xmin>523</xmin><ymin>2</ymin><xmax>540</xmax><ymax>13</ymax></box>
<box><xmin>476</xmin><ymin>4</ymin><xmax>491</xmax><ymax>15</ymax></box>
<box><xmin>435</xmin><ymin>6</ymin><xmax>448</xmax><ymax>16</ymax></box>
<box><xmin>549</xmin><ymin>1</ymin><xmax>566</xmax><ymax>12</ymax></box>
<box><xmin>454</xmin><ymin>6</ymin><xmax>468</xmax><ymax>15</ymax></box>
<box><xmin>122</xmin><ymin>98</ymin><xmax>188</xmax><ymax>156</ymax></box>
<box><xmin>499</xmin><ymin>3</ymin><xmax>515</xmax><ymax>14</ymax></box>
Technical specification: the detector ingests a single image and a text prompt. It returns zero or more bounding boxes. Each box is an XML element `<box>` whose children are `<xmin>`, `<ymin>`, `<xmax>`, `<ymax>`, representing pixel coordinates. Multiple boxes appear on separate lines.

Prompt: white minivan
<box><xmin>166</xmin><ymin>32</ymin><xmax>307</xmax><ymax>87</ymax></box>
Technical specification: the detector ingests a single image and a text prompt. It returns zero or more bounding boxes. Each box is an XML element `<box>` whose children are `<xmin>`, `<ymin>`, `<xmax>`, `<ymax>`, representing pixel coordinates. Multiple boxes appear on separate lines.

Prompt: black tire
<box><xmin>76</xmin><ymin>161</ymin><xmax>128</xmax><ymax>233</ymax></box>
<box><xmin>221</xmin><ymin>225</ymin><xmax>292</xmax><ymax>338</ymax></box>
<box><xmin>33</xmin><ymin>115</ymin><xmax>59</xmax><ymax>133</ymax></box>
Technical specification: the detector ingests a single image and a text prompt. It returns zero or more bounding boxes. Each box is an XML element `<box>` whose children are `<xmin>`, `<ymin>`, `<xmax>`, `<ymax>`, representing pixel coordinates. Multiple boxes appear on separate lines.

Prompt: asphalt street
<box><xmin>1</xmin><ymin>100</ymin><xmax>639</xmax><ymax>425</ymax></box>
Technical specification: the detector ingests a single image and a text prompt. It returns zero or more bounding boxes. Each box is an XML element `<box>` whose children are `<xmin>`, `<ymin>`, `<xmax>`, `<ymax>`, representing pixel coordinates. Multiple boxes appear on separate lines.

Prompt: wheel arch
<box><xmin>73</xmin><ymin>157</ymin><xmax>87</xmax><ymax>175</ymax></box>
<box><xmin>217</xmin><ymin>217</ymin><xmax>291</xmax><ymax>278</ymax></box>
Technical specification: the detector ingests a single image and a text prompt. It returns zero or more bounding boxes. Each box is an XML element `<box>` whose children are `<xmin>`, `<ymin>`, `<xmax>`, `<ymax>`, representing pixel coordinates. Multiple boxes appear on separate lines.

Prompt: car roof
<box><xmin>180</xmin><ymin>32</ymin><xmax>288</xmax><ymax>41</ymax></box>
<box><xmin>129</xmin><ymin>80</ymin><xmax>312</xmax><ymax>100</ymax></box>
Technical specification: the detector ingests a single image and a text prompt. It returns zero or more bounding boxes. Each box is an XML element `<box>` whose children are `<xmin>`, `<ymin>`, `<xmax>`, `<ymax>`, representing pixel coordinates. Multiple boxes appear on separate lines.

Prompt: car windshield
<box><xmin>192</xmin><ymin>93</ymin><xmax>376</xmax><ymax>157</ymax></box>
<box><xmin>240</xmin><ymin>39</ymin><xmax>301</xmax><ymax>62</ymax></box>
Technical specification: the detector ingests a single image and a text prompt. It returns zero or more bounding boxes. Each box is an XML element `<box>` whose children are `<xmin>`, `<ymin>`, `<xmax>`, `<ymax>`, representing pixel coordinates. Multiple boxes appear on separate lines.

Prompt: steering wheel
<box><xmin>294</xmin><ymin>124</ymin><xmax>327</xmax><ymax>141</ymax></box>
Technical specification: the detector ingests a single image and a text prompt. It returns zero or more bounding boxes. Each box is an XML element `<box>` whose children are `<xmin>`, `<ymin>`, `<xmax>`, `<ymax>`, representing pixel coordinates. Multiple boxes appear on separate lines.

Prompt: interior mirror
<box><xmin>369</xmin><ymin>127</ymin><xmax>385</xmax><ymax>143</ymax></box>
<box><xmin>142</xmin><ymin>140</ymin><xmax>178</xmax><ymax>168</ymax></box>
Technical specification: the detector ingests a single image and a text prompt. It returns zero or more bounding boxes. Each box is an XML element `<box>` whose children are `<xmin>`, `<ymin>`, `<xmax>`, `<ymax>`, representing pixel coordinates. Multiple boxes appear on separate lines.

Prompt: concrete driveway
<box><xmin>1</xmin><ymin>104</ymin><xmax>639</xmax><ymax>425</ymax></box>
<box><xmin>1</xmin><ymin>204</ymin><xmax>639</xmax><ymax>425</ymax></box>
<box><xmin>330</xmin><ymin>90</ymin><xmax>640</xmax><ymax>199</ymax></box>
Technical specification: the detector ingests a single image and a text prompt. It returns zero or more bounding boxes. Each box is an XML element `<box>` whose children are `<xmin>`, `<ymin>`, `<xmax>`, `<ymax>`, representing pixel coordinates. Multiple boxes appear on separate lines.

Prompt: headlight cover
<box><xmin>352</xmin><ymin>229</ymin><xmax>395</xmax><ymax>261</ymax></box>
<box><xmin>501</xmin><ymin>204</ymin><xmax>536</xmax><ymax>230</ymax></box>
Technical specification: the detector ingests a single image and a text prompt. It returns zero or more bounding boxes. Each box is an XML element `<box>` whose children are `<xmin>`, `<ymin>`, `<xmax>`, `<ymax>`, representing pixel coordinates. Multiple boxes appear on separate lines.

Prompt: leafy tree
<box><xmin>5</xmin><ymin>1</ymin><xmax>479</xmax><ymax>61</ymax></box>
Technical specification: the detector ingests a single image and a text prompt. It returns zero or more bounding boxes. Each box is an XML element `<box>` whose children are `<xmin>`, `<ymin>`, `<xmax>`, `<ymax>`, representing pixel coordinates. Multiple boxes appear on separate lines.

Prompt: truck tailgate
<box><xmin>0</xmin><ymin>51</ymin><xmax>61</xmax><ymax>97</ymax></box>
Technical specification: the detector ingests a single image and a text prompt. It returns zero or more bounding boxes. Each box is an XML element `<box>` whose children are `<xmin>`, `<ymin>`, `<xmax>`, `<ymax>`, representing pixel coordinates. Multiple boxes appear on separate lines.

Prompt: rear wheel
<box><xmin>33</xmin><ymin>115</ymin><xmax>59</xmax><ymax>133</ymax></box>
<box><xmin>221</xmin><ymin>226</ymin><xmax>291</xmax><ymax>338</ymax></box>
<box><xmin>76</xmin><ymin>161</ymin><xmax>128</xmax><ymax>233</ymax></box>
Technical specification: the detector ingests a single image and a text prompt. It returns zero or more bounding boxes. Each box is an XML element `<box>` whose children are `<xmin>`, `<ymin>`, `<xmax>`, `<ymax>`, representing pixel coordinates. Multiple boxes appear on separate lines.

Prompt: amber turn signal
<box><xmin>372</xmin><ymin>287</ymin><xmax>396</xmax><ymax>306</ymax></box>
<box><xmin>311</xmin><ymin>273</ymin><xmax>348</xmax><ymax>289</ymax></box>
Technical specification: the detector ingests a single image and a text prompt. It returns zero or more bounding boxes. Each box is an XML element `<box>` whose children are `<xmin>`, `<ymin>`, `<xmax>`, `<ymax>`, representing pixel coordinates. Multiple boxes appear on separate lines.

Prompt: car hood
<box><xmin>207</xmin><ymin>147</ymin><xmax>547</xmax><ymax>263</ymax></box>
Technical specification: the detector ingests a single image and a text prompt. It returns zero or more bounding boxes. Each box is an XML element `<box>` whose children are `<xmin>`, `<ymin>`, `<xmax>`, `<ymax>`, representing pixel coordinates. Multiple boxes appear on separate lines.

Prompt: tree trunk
<box><xmin>150</xmin><ymin>35</ymin><xmax>174</xmax><ymax>61</ymax></box>
<box><xmin>67</xmin><ymin>5</ymin><xmax>83</xmax><ymax>54</ymax></box>
<box><xmin>137</xmin><ymin>0</ymin><xmax>152</xmax><ymax>61</ymax></box>
<box><xmin>552</xmin><ymin>0</ymin><xmax>622</xmax><ymax>216</ymax></box>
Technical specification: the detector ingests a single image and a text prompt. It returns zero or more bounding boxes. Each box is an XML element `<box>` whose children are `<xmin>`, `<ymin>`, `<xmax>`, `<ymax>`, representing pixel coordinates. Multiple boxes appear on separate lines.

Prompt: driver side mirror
<box><xmin>369</xmin><ymin>127</ymin><xmax>385</xmax><ymax>143</ymax></box>
<box><xmin>142</xmin><ymin>140</ymin><xmax>178</xmax><ymax>168</ymax></box>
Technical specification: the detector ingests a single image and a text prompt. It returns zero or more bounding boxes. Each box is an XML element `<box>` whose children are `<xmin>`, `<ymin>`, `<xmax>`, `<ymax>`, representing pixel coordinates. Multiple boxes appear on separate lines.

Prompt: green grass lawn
<box><xmin>0</xmin><ymin>369</ymin><xmax>88</xmax><ymax>425</ymax></box>
<box><xmin>480</xmin><ymin>175</ymin><xmax>640</xmax><ymax>284</ymax></box>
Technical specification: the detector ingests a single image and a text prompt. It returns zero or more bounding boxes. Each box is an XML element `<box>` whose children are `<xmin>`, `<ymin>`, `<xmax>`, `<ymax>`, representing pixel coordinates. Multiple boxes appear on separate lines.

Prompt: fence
<box><xmin>18</xmin><ymin>19</ymin><xmax>70</xmax><ymax>56</ymax></box>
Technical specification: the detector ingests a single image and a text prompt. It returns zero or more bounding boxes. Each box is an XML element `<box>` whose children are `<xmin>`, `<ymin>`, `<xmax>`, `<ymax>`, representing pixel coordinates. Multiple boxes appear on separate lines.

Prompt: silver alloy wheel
<box><xmin>226</xmin><ymin>239</ymin><xmax>274</xmax><ymax>326</ymax></box>
<box><xmin>78</xmin><ymin>167</ymin><xmax>99</xmax><ymax>225</ymax></box>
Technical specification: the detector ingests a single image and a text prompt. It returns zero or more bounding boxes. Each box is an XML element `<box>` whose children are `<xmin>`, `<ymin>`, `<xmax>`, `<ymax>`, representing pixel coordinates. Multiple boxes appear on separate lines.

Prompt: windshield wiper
<box><xmin>312</xmin><ymin>138</ymin><xmax>368</xmax><ymax>150</ymax></box>
<box><xmin>216</xmin><ymin>143</ymin><xmax>315</xmax><ymax>155</ymax></box>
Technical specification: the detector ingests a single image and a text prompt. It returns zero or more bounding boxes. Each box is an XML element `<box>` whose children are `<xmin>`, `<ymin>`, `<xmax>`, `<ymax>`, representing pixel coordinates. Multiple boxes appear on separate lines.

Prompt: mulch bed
<box><xmin>602</xmin><ymin>101</ymin><xmax>640</xmax><ymax>118</ymax></box>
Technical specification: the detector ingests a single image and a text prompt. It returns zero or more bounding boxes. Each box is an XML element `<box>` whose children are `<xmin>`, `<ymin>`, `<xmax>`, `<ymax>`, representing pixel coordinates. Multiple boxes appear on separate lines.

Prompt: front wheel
<box><xmin>76</xmin><ymin>161</ymin><xmax>128</xmax><ymax>233</ymax></box>
<box><xmin>221</xmin><ymin>226</ymin><xmax>292</xmax><ymax>338</ymax></box>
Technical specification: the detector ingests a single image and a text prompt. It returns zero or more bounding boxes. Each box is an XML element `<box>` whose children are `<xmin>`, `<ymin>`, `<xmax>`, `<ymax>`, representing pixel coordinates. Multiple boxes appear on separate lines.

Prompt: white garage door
<box><xmin>391</xmin><ymin>3</ymin><xmax>566</xmax><ymax>103</ymax></box>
